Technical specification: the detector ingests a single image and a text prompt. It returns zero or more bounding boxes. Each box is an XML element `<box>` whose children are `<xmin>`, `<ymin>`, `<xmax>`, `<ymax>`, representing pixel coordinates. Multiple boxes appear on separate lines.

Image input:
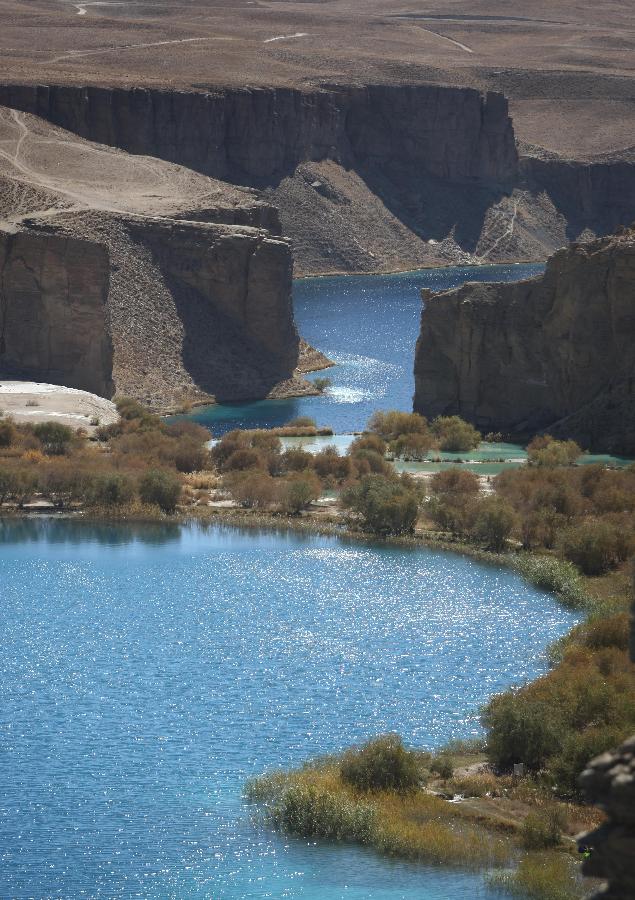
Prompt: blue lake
<box><xmin>184</xmin><ymin>264</ymin><xmax>544</xmax><ymax>436</ymax></box>
<box><xmin>0</xmin><ymin>519</ymin><xmax>579</xmax><ymax>899</ymax></box>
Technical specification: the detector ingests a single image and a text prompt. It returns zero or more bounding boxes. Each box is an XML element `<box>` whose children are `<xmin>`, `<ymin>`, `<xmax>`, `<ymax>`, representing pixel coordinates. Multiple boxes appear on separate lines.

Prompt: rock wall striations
<box><xmin>0</xmin><ymin>83</ymin><xmax>518</xmax><ymax>186</ymax></box>
<box><xmin>0</xmin><ymin>214</ymin><xmax>301</xmax><ymax>409</ymax></box>
<box><xmin>0</xmin><ymin>229</ymin><xmax>114</xmax><ymax>397</ymax></box>
<box><xmin>0</xmin><ymin>82</ymin><xmax>633</xmax><ymax>276</ymax></box>
<box><xmin>413</xmin><ymin>228</ymin><xmax>635</xmax><ymax>454</ymax></box>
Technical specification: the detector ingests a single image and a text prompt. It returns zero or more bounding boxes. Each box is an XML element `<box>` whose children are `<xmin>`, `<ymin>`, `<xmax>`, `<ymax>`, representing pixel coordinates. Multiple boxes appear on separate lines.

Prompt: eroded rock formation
<box><xmin>0</xmin><ymin>82</ymin><xmax>632</xmax><ymax>276</ymax></box>
<box><xmin>0</xmin><ymin>107</ymin><xmax>310</xmax><ymax>408</ymax></box>
<box><xmin>0</xmin><ymin>213</ymin><xmax>301</xmax><ymax>409</ymax></box>
<box><xmin>413</xmin><ymin>228</ymin><xmax>635</xmax><ymax>454</ymax></box>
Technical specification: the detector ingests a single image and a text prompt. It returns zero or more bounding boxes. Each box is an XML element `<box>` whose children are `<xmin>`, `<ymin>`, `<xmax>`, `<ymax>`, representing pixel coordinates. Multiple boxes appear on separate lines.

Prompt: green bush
<box><xmin>0</xmin><ymin>418</ymin><xmax>16</xmax><ymax>447</ymax></box>
<box><xmin>279</xmin><ymin>473</ymin><xmax>321</xmax><ymax>514</ymax></box>
<box><xmin>33</xmin><ymin>422</ymin><xmax>74</xmax><ymax>455</ymax></box>
<box><xmin>391</xmin><ymin>431</ymin><xmax>434</xmax><ymax>460</ymax></box>
<box><xmin>429</xmin><ymin>753</ymin><xmax>455</xmax><ymax>780</ymax></box>
<box><xmin>471</xmin><ymin>496</ymin><xmax>516</xmax><ymax>551</ymax></box>
<box><xmin>268</xmin><ymin>783</ymin><xmax>376</xmax><ymax>842</ymax></box>
<box><xmin>510</xmin><ymin>555</ymin><xmax>589</xmax><ymax>610</ymax></box>
<box><xmin>340</xmin><ymin>735</ymin><xmax>421</xmax><ymax>792</ymax></box>
<box><xmin>520</xmin><ymin>808</ymin><xmax>566</xmax><ymax>849</ymax></box>
<box><xmin>481</xmin><ymin>693</ymin><xmax>564</xmax><ymax>771</ymax></box>
<box><xmin>558</xmin><ymin>520</ymin><xmax>633</xmax><ymax>575</ymax></box>
<box><xmin>342</xmin><ymin>474</ymin><xmax>419</xmax><ymax>535</ymax></box>
<box><xmin>90</xmin><ymin>474</ymin><xmax>135</xmax><ymax>507</ymax></box>
<box><xmin>348</xmin><ymin>433</ymin><xmax>387</xmax><ymax>456</ymax></box>
<box><xmin>139</xmin><ymin>469</ymin><xmax>182</xmax><ymax>513</ymax></box>
<box><xmin>431</xmin><ymin>416</ymin><xmax>481</xmax><ymax>452</ymax></box>
<box><xmin>527</xmin><ymin>436</ymin><xmax>582</xmax><ymax>467</ymax></box>
<box><xmin>488</xmin><ymin>852</ymin><xmax>581</xmax><ymax>900</ymax></box>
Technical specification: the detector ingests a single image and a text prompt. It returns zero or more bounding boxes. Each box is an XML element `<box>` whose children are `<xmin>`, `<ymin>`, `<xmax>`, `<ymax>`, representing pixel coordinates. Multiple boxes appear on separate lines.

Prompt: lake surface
<box><xmin>184</xmin><ymin>264</ymin><xmax>544</xmax><ymax>436</ymax></box>
<box><xmin>0</xmin><ymin>519</ymin><xmax>579</xmax><ymax>900</ymax></box>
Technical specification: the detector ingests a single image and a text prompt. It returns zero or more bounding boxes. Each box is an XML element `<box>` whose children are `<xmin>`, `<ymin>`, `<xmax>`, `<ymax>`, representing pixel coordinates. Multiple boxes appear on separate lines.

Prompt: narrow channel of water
<box><xmin>0</xmin><ymin>519</ymin><xmax>579</xmax><ymax>899</ymax></box>
<box><xmin>185</xmin><ymin>263</ymin><xmax>544</xmax><ymax>436</ymax></box>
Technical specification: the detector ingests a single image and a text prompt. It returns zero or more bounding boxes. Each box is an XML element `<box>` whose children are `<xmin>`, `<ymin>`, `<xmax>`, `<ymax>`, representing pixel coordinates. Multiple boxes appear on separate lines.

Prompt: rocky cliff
<box><xmin>0</xmin><ymin>108</ymin><xmax>309</xmax><ymax>408</ymax></box>
<box><xmin>0</xmin><ymin>229</ymin><xmax>113</xmax><ymax>397</ymax></box>
<box><xmin>0</xmin><ymin>83</ymin><xmax>518</xmax><ymax>186</ymax></box>
<box><xmin>413</xmin><ymin>228</ymin><xmax>635</xmax><ymax>454</ymax></box>
<box><xmin>0</xmin><ymin>213</ymin><xmax>301</xmax><ymax>409</ymax></box>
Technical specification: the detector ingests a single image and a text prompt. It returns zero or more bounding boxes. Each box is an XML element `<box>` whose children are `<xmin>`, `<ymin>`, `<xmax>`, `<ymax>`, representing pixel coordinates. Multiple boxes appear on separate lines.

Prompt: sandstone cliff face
<box><xmin>0</xmin><ymin>229</ymin><xmax>113</xmax><ymax>396</ymax></box>
<box><xmin>1</xmin><ymin>82</ymin><xmax>632</xmax><ymax>276</ymax></box>
<box><xmin>413</xmin><ymin>228</ymin><xmax>635</xmax><ymax>454</ymax></box>
<box><xmin>0</xmin><ymin>83</ymin><xmax>518</xmax><ymax>185</ymax></box>
<box><xmin>0</xmin><ymin>215</ymin><xmax>299</xmax><ymax>409</ymax></box>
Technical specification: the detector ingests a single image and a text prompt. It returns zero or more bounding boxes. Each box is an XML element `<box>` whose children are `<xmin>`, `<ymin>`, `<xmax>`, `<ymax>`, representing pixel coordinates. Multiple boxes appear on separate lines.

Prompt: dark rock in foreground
<box><xmin>413</xmin><ymin>228</ymin><xmax>635</xmax><ymax>455</ymax></box>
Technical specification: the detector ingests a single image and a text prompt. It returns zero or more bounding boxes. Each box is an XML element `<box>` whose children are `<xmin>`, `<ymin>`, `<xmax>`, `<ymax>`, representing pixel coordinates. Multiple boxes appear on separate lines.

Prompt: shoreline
<box><xmin>293</xmin><ymin>256</ymin><xmax>547</xmax><ymax>281</ymax></box>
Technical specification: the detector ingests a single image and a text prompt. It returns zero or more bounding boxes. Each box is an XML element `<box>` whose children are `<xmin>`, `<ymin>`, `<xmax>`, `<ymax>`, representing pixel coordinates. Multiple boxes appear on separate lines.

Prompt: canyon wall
<box><xmin>0</xmin><ymin>83</ymin><xmax>518</xmax><ymax>185</ymax></box>
<box><xmin>413</xmin><ymin>228</ymin><xmax>635</xmax><ymax>454</ymax></box>
<box><xmin>0</xmin><ymin>83</ymin><xmax>633</xmax><ymax>275</ymax></box>
<box><xmin>0</xmin><ymin>215</ymin><xmax>301</xmax><ymax>409</ymax></box>
<box><xmin>0</xmin><ymin>229</ymin><xmax>113</xmax><ymax>396</ymax></box>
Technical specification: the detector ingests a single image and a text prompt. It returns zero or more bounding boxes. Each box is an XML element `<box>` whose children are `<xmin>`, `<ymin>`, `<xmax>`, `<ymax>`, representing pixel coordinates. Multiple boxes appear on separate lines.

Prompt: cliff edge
<box><xmin>413</xmin><ymin>228</ymin><xmax>635</xmax><ymax>455</ymax></box>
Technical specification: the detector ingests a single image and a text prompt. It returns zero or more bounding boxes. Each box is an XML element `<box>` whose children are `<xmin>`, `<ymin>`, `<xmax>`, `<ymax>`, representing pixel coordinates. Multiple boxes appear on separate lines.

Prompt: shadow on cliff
<box><xmin>165</xmin><ymin>275</ymin><xmax>295</xmax><ymax>402</ymax></box>
<box><xmin>353</xmin><ymin>164</ymin><xmax>512</xmax><ymax>249</ymax></box>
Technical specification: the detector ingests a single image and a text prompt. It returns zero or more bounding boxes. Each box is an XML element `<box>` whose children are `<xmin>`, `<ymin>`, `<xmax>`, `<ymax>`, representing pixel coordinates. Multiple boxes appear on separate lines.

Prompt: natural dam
<box><xmin>0</xmin><ymin>519</ymin><xmax>579</xmax><ymax>899</ymax></box>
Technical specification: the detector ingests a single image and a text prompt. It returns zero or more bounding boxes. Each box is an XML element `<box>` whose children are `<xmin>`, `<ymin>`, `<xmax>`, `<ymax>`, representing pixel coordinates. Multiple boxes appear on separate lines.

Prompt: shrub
<box><xmin>521</xmin><ymin>808</ymin><xmax>566</xmax><ymax>849</ymax></box>
<box><xmin>313</xmin><ymin>377</ymin><xmax>332</xmax><ymax>393</ymax></box>
<box><xmin>268</xmin><ymin>783</ymin><xmax>376</xmax><ymax>842</ymax></box>
<box><xmin>139</xmin><ymin>469</ymin><xmax>182</xmax><ymax>513</ymax></box>
<box><xmin>368</xmin><ymin>410</ymin><xmax>429</xmax><ymax>439</ymax></box>
<box><xmin>488</xmin><ymin>852</ymin><xmax>581</xmax><ymax>900</ymax></box>
<box><xmin>90</xmin><ymin>474</ymin><xmax>135</xmax><ymax>507</ymax></box>
<box><xmin>340</xmin><ymin>735</ymin><xmax>421</xmax><ymax>792</ymax></box>
<box><xmin>471</xmin><ymin>496</ymin><xmax>517</xmax><ymax>551</ymax></box>
<box><xmin>558</xmin><ymin>519</ymin><xmax>633</xmax><ymax>575</ymax></box>
<box><xmin>548</xmin><ymin>727</ymin><xmax>627</xmax><ymax>799</ymax></box>
<box><xmin>33</xmin><ymin>422</ymin><xmax>74</xmax><ymax>455</ymax></box>
<box><xmin>429</xmin><ymin>754</ymin><xmax>455</xmax><ymax>780</ymax></box>
<box><xmin>510</xmin><ymin>555</ymin><xmax>589</xmax><ymax>610</ymax></box>
<box><xmin>431</xmin><ymin>416</ymin><xmax>481</xmax><ymax>452</ymax></box>
<box><xmin>481</xmin><ymin>693</ymin><xmax>564</xmax><ymax>771</ymax></box>
<box><xmin>429</xmin><ymin>468</ymin><xmax>480</xmax><ymax>497</ymax></box>
<box><xmin>279</xmin><ymin>472</ymin><xmax>321</xmax><ymax>514</ymax></box>
<box><xmin>349</xmin><ymin>448</ymin><xmax>392</xmax><ymax>476</ymax></box>
<box><xmin>391</xmin><ymin>431</ymin><xmax>434</xmax><ymax>460</ymax></box>
<box><xmin>0</xmin><ymin>418</ymin><xmax>16</xmax><ymax>447</ymax></box>
<box><xmin>312</xmin><ymin>446</ymin><xmax>352</xmax><ymax>482</ymax></box>
<box><xmin>286</xmin><ymin>416</ymin><xmax>316</xmax><ymax>429</ymax></box>
<box><xmin>223</xmin><ymin>447</ymin><xmax>263</xmax><ymax>472</ymax></box>
<box><xmin>348</xmin><ymin>434</ymin><xmax>387</xmax><ymax>456</ymax></box>
<box><xmin>342</xmin><ymin>474</ymin><xmax>419</xmax><ymax>535</ymax></box>
<box><xmin>527</xmin><ymin>436</ymin><xmax>582</xmax><ymax>467</ymax></box>
<box><xmin>227</xmin><ymin>470</ymin><xmax>278</xmax><ymax>509</ymax></box>
<box><xmin>280</xmin><ymin>447</ymin><xmax>314</xmax><ymax>472</ymax></box>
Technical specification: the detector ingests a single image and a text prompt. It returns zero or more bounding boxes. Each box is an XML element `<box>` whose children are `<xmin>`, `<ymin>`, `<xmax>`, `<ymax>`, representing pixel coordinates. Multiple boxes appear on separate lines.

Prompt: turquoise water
<box><xmin>281</xmin><ymin>436</ymin><xmax>633</xmax><ymax>475</ymax></box>
<box><xmin>184</xmin><ymin>264</ymin><xmax>544</xmax><ymax>436</ymax></box>
<box><xmin>0</xmin><ymin>519</ymin><xmax>579</xmax><ymax>900</ymax></box>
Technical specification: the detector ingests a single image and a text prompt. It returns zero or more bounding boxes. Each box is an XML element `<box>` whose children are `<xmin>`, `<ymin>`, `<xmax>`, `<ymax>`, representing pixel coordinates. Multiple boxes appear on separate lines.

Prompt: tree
<box><xmin>33</xmin><ymin>422</ymin><xmax>74</xmax><ymax>455</ymax></box>
<box><xmin>342</xmin><ymin>474</ymin><xmax>419</xmax><ymax>535</ymax></box>
<box><xmin>279</xmin><ymin>473</ymin><xmax>321</xmax><ymax>514</ymax></box>
<box><xmin>471</xmin><ymin>496</ymin><xmax>517</xmax><ymax>551</ymax></box>
<box><xmin>431</xmin><ymin>416</ymin><xmax>481</xmax><ymax>452</ymax></box>
<box><xmin>482</xmin><ymin>693</ymin><xmax>564</xmax><ymax>771</ymax></box>
<box><xmin>527</xmin><ymin>435</ymin><xmax>582</xmax><ymax>467</ymax></box>
<box><xmin>139</xmin><ymin>469</ymin><xmax>181</xmax><ymax>513</ymax></box>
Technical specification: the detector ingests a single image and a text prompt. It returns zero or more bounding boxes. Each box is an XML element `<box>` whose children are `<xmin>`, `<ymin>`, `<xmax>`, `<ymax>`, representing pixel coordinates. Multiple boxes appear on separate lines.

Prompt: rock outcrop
<box><xmin>0</xmin><ymin>108</ymin><xmax>308</xmax><ymax>408</ymax></box>
<box><xmin>413</xmin><ymin>228</ymin><xmax>635</xmax><ymax>454</ymax></box>
<box><xmin>0</xmin><ymin>83</ymin><xmax>518</xmax><ymax>186</ymax></box>
<box><xmin>0</xmin><ymin>229</ymin><xmax>113</xmax><ymax>397</ymax></box>
<box><xmin>0</xmin><ymin>213</ymin><xmax>300</xmax><ymax>409</ymax></box>
<box><xmin>0</xmin><ymin>82</ymin><xmax>633</xmax><ymax>276</ymax></box>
